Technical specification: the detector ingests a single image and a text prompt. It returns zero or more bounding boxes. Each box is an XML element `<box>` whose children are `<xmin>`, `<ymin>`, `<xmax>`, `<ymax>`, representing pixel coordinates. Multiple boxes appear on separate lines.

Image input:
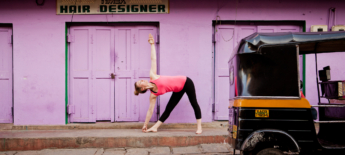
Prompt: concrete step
<box><xmin>0</xmin><ymin>128</ymin><xmax>229</xmax><ymax>151</ymax></box>
<box><xmin>1</xmin><ymin>122</ymin><xmax>229</xmax><ymax>130</ymax></box>
<box><xmin>0</xmin><ymin>144</ymin><xmax>241</xmax><ymax>155</ymax></box>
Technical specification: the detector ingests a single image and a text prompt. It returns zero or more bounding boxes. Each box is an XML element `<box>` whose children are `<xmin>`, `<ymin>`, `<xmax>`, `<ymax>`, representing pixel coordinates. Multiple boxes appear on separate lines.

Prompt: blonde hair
<box><xmin>134</xmin><ymin>82</ymin><xmax>147</xmax><ymax>95</ymax></box>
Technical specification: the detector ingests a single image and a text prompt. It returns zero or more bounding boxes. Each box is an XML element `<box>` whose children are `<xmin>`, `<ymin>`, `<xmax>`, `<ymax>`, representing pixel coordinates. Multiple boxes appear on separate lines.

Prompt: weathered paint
<box><xmin>0</xmin><ymin>0</ymin><xmax>344</xmax><ymax>125</ymax></box>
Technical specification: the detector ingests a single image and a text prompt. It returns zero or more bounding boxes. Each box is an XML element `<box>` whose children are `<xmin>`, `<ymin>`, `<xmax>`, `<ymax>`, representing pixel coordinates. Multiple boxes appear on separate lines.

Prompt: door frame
<box><xmin>211</xmin><ymin>20</ymin><xmax>306</xmax><ymax>121</ymax></box>
<box><xmin>65</xmin><ymin>22</ymin><xmax>160</xmax><ymax>124</ymax></box>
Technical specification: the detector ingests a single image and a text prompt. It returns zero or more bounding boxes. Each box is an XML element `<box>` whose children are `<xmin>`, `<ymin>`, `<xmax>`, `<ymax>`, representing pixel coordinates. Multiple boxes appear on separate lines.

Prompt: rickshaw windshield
<box><xmin>236</xmin><ymin>45</ymin><xmax>300</xmax><ymax>98</ymax></box>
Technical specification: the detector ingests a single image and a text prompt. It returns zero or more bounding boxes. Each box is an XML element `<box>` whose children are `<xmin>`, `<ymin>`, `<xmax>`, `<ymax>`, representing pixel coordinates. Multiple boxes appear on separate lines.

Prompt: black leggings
<box><xmin>159</xmin><ymin>77</ymin><xmax>202</xmax><ymax>122</ymax></box>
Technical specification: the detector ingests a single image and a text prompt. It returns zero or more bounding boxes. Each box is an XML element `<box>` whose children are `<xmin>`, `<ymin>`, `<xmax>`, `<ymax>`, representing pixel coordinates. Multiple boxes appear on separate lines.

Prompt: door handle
<box><xmin>110</xmin><ymin>73</ymin><xmax>116</xmax><ymax>79</ymax></box>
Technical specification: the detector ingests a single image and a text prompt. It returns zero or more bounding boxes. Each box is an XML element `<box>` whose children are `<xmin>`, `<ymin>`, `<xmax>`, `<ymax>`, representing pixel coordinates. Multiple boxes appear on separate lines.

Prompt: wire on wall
<box><xmin>36</xmin><ymin>0</ymin><xmax>45</xmax><ymax>6</ymax></box>
<box><xmin>215</xmin><ymin>0</ymin><xmax>238</xmax><ymax>42</ymax></box>
<box><xmin>71</xmin><ymin>1</ymin><xmax>77</xmax><ymax>23</ymax></box>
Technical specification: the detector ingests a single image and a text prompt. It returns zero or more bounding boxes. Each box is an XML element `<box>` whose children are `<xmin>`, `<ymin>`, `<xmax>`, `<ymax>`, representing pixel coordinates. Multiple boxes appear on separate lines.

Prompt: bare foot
<box><xmin>196</xmin><ymin>128</ymin><xmax>202</xmax><ymax>134</ymax></box>
<box><xmin>146</xmin><ymin>127</ymin><xmax>157</xmax><ymax>133</ymax></box>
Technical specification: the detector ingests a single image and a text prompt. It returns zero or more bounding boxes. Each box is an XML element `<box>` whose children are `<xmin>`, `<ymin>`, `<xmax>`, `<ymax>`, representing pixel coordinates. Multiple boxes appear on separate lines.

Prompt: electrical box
<box><xmin>332</xmin><ymin>25</ymin><xmax>345</xmax><ymax>31</ymax></box>
<box><xmin>311</xmin><ymin>25</ymin><xmax>328</xmax><ymax>32</ymax></box>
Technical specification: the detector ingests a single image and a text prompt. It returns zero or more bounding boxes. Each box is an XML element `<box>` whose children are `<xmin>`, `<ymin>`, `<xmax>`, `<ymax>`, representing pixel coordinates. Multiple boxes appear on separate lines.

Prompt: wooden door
<box><xmin>0</xmin><ymin>27</ymin><xmax>13</xmax><ymax>123</ymax></box>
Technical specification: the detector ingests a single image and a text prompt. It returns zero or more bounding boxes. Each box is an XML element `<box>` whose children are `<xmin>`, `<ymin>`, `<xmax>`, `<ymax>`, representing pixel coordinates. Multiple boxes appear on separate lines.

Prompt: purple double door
<box><xmin>0</xmin><ymin>27</ymin><xmax>13</xmax><ymax>123</ymax></box>
<box><xmin>214</xmin><ymin>25</ymin><xmax>302</xmax><ymax>120</ymax></box>
<box><xmin>68</xmin><ymin>25</ymin><xmax>158</xmax><ymax>123</ymax></box>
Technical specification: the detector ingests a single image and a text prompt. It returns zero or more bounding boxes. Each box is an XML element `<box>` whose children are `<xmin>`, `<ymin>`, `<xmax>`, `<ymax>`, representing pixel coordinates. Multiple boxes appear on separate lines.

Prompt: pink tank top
<box><xmin>150</xmin><ymin>76</ymin><xmax>187</xmax><ymax>96</ymax></box>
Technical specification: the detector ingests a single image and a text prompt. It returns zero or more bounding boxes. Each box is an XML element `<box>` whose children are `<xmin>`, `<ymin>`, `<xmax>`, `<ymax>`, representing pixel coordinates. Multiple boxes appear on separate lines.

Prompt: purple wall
<box><xmin>0</xmin><ymin>0</ymin><xmax>344</xmax><ymax>125</ymax></box>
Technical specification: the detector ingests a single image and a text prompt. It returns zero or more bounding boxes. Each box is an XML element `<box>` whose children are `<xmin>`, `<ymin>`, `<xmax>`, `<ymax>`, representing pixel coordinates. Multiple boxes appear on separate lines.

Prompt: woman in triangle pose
<box><xmin>134</xmin><ymin>34</ymin><xmax>202</xmax><ymax>134</ymax></box>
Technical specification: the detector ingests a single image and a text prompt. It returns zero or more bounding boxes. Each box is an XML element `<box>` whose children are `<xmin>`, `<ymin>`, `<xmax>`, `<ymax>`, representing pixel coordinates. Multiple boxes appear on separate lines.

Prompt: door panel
<box><xmin>215</xmin><ymin>26</ymin><xmax>235</xmax><ymax>120</ymax></box>
<box><xmin>215</xmin><ymin>25</ymin><xmax>257</xmax><ymax>120</ymax></box>
<box><xmin>115</xmin><ymin>28</ymin><xmax>138</xmax><ymax>121</ymax></box>
<box><xmin>69</xmin><ymin>27</ymin><xmax>93</xmax><ymax>122</ymax></box>
<box><xmin>278</xmin><ymin>26</ymin><xmax>301</xmax><ymax>32</ymax></box>
<box><xmin>258</xmin><ymin>26</ymin><xmax>276</xmax><ymax>33</ymax></box>
<box><xmin>237</xmin><ymin>26</ymin><xmax>257</xmax><ymax>43</ymax></box>
<box><xmin>0</xmin><ymin>27</ymin><xmax>12</xmax><ymax>123</ymax></box>
<box><xmin>93</xmin><ymin>27</ymin><xmax>115</xmax><ymax>122</ymax></box>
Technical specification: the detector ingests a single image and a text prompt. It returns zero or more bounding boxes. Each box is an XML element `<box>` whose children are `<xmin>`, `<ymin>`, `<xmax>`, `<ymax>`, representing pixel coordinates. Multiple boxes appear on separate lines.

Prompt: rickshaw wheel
<box><xmin>256</xmin><ymin>148</ymin><xmax>284</xmax><ymax>155</ymax></box>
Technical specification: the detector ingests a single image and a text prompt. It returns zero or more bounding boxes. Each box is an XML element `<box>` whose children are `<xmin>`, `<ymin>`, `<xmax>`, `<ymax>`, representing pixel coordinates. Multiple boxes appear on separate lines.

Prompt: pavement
<box><xmin>2</xmin><ymin>122</ymin><xmax>229</xmax><ymax>131</ymax></box>
<box><xmin>0</xmin><ymin>127</ymin><xmax>229</xmax><ymax>151</ymax></box>
<box><xmin>0</xmin><ymin>144</ymin><xmax>241</xmax><ymax>155</ymax></box>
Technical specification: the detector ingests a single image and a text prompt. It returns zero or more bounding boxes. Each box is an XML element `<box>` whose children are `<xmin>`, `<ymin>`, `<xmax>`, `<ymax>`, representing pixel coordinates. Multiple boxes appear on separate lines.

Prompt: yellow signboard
<box><xmin>255</xmin><ymin>109</ymin><xmax>269</xmax><ymax>118</ymax></box>
<box><xmin>56</xmin><ymin>0</ymin><xmax>169</xmax><ymax>14</ymax></box>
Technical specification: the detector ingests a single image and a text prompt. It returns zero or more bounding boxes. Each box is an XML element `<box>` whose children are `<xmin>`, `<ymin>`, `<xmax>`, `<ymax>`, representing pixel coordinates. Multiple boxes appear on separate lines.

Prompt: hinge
<box><xmin>156</xmin><ymin>34</ymin><xmax>159</xmax><ymax>44</ymax></box>
<box><xmin>10</xmin><ymin>35</ymin><xmax>13</xmax><ymax>44</ymax></box>
<box><xmin>67</xmin><ymin>105</ymin><xmax>75</xmax><ymax>114</ymax></box>
<box><xmin>11</xmin><ymin>107</ymin><xmax>14</xmax><ymax>116</ymax></box>
<box><xmin>67</xmin><ymin>34</ymin><xmax>74</xmax><ymax>43</ymax></box>
<box><xmin>212</xmin><ymin>103</ymin><xmax>215</xmax><ymax>112</ymax></box>
<box><xmin>212</xmin><ymin>34</ymin><xmax>216</xmax><ymax>43</ymax></box>
<box><xmin>91</xmin><ymin>105</ymin><xmax>94</xmax><ymax>114</ymax></box>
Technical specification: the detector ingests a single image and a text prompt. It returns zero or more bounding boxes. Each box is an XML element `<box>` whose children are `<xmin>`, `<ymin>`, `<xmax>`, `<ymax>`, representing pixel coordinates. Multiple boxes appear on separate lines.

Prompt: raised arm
<box><xmin>142</xmin><ymin>93</ymin><xmax>157</xmax><ymax>132</ymax></box>
<box><xmin>148</xmin><ymin>34</ymin><xmax>159</xmax><ymax>80</ymax></box>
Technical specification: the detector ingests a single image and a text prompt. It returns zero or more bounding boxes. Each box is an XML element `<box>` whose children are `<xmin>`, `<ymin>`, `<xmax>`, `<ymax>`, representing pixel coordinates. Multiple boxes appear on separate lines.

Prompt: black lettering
<box><xmin>131</xmin><ymin>5</ymin><xmax>138</xmax><ymax>12</ymax></box>
<box><xmin>158</xmin><ymin>5</ymin><xmax>165</xmax><ymax>12</ymax></box>
<box><xmin>69</xmin><ymin>5</ymin><xmax>76</xmax><ymax>13</ymax></box>
<box><xmin>126</xmin><ymin>5</ymin><xmax>130</xmax><ymax>12</ymax></box>
<box><xmin>60</xmin><ymin>5</ymin><xmax>68</xmax><ymax>13</ymax></box>
<box><xmin>118</xmin><ymin>5</ymin><xmax>125</xmax><ymax>12</ymax></box>
<box><xmin>83</xmin><ymin>5</ymin><xmax>90</xmax><ymax>13</ymax></box>
<box><xmin>149</xmin><ymin>5</ymin><xmax>156</xmax><ymax>12</ymax></box>
<box><xmin>100</xmin><ymin>5</ymin><xmax>107</xmax><ymax>12</ymax></box>
<box><xmin>109</xmin><ymin>5</ymin><xmax>116</xmax><ymax>12</ymax></box>
<box><xmin>78</xmin><ymin>6</ymin><xmax>81</xmax><ymax>13</ymax></box>
<box><xmin>140</xmin><ymin>5</ymin><xmax>147</xmax><ymax>12</ymax></box>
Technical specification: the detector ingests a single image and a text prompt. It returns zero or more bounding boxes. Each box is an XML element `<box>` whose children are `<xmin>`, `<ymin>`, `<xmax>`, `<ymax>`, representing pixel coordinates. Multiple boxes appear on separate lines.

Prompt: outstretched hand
<box><xmin>148</xmin><ymin>33</ymin><xmax>154</xmax><ymax>45</ymax></box>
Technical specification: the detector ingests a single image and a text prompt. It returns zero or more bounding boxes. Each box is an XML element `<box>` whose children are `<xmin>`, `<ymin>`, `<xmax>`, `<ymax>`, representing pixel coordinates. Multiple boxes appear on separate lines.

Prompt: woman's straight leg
<box><xmin>184</xmin><ymin>78</ymin><xmax>202</xmax><ymax>119</ymax></box>
<box><xmin>159</xmin><ymin>90</ymin><xmax>185</xmax><ymax>122</ymax></box>
<box><xmin>184</xmin><ymin>77</ymin><xmax>202</xmax><ymax>134</ymax></box>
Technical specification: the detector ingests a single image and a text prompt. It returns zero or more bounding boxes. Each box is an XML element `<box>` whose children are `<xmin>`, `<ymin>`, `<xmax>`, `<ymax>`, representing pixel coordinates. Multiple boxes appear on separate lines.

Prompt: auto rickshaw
<box><xmin>228</xmin><ymin>31</ymin><xmax>345</xmax><ymax>155</ymax></box>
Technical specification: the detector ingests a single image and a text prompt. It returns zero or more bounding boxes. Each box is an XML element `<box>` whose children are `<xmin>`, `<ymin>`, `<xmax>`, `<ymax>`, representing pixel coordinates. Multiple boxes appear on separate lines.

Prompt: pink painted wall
<box><xmin>0</xmin><ymin>0</ymin><xmax>344</xmax><ymax>125</ymax></box>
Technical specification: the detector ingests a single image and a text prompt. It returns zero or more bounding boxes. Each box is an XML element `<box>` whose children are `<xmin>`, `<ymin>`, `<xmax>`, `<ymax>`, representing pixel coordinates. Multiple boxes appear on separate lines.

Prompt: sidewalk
<box><xmin>0</xmin><ymin>143</ymin><xmax>241</xmax><ymax>155</ymax></box>
<box><xmin>2</xmin><ymin>122</ymin><xmax>229</xmax><ymax>131</ymax></box>
<box><xmin>0</xmin><ymin>128</ymin><xmax>229</xmax><ymax>151</ymax></box>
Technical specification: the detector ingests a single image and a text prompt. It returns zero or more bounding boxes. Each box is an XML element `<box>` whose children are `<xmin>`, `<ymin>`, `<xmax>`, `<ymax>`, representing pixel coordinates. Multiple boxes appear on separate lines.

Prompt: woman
<box><xmin>134</xmin><ymin>34</ymin><xmax>202</xmax><ymax>134</ymax></box>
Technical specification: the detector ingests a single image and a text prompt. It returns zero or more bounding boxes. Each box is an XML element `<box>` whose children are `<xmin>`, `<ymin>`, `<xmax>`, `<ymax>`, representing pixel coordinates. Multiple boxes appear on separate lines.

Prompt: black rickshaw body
<box><xmin>228</xmin><ymin>32</ymin><xmax>345</xmax><ymax>155</ymax></box>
